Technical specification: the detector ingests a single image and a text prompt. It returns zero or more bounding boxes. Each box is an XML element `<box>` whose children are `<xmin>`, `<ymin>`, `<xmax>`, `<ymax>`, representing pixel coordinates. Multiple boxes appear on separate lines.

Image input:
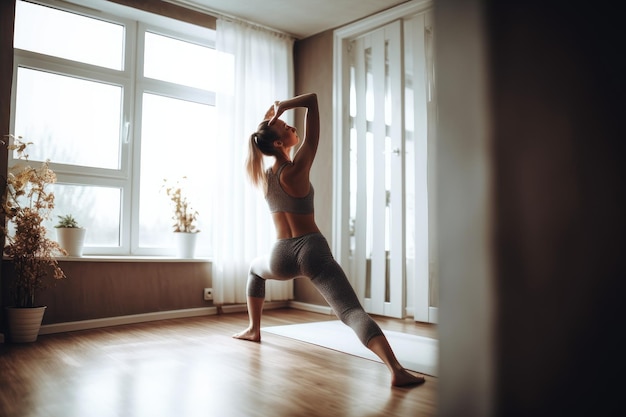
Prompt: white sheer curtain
<box><xmin>211</xmin><ymin>19</ymin><xmax>294</xmax><ymax>305</ymax></box>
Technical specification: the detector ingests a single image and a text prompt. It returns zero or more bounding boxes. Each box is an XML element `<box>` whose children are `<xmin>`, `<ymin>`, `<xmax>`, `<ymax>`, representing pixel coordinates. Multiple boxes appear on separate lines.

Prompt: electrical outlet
<box><xmin>203</xmin><ymin>288</ymin><xmax>213</xmax><ymax>301</ymax></box>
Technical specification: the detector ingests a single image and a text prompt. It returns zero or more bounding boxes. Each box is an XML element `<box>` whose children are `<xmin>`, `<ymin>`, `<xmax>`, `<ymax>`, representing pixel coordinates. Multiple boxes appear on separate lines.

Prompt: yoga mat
<box><xmin>263</xmin><ymin>320</ymin><xmax>438</xmax><ymax>377</ymax></box>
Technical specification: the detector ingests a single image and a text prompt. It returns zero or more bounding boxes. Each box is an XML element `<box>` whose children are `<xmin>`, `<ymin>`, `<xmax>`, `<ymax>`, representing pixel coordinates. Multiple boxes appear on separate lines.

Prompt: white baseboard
<box><xmin>39</xmin><ymin>307</ymin><xmax>218</xmax><ymax>335</ymax></box>
<box><xmin>20</xmin><ymin>301</ymin><xmax>333</xmax><ymax>337</ymax></box>
<box><xmin>288</xmin><ymin>300</ymin><xmax>334</xmax><ymax>315</ymax></box>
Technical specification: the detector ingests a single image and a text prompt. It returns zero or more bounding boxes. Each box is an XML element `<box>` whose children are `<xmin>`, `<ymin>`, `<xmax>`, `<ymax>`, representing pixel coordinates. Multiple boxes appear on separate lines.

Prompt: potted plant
<box><xmin>162</xmin><ymin>177</ymin><xmax>199</xmax><ymax>258</ymax></box>
<box><xmin>1</xmin><ymin>135</ymin><xmax>67</xmax><ymax>342</ymax></box>
<box><xmin>54</xmin><ymin>214</ymin><xmax>86</xmax><ymax>256</ymax></box>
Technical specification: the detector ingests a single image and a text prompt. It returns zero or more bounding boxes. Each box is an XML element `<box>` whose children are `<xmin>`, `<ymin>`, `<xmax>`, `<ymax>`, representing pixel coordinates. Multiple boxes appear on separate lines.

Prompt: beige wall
<box><xmin>292</xmin><ymin>30</ymin><xmax>335</xmax><ymax>307</ymax></box>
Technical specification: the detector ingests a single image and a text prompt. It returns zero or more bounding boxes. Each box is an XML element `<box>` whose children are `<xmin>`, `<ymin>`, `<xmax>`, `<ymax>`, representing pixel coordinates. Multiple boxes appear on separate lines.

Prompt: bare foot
<box><xmin>392</xmin><ymin>369</ymin><xmax>426</xmax><ymax>387</ymax></box>
<box><xmin>232</xmin><ymin>327</ymin><xmax>261</xmax><ymax>342</ymax></box>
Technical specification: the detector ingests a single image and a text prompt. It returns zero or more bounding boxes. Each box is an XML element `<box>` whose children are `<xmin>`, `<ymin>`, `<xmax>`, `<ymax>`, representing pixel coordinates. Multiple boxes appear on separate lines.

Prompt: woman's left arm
<box><xmin>270</xmin><ymin>93</ymin><xmax>319</xmax><ymax>169</ymax></box>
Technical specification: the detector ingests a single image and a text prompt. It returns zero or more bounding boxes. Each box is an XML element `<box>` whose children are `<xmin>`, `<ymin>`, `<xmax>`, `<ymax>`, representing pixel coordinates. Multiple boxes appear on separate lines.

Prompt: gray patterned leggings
<box><xmin>247</xmin><ymin>232</ymin><xmax>383</xmax><ymax>346</ymax></box>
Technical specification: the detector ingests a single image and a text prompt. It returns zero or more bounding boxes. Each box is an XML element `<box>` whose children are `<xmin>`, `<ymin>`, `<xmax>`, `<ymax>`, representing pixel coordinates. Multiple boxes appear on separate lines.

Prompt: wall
<box><xmin>1</xmin><ymin>260</ymin><xmax>213</xmax><ymax>325</ymax></box>
<box><xmin>436</xmin><ymin>0</ymin><xmax>624</xmax><ymax>415</ymax></box>
<box><xmin>489</xmin><ymin>2</ymin><xmax>623</xmax><ymax>415</ymax></box>
<box><xmin>292</xmin><ymin>30</ymin><xmax>335</xmax><ymax>307</ymax></box>
<box><xmin>0</xmin><ymin>0</ymin><xmax>15</xmax><ymax>339</ymax></box>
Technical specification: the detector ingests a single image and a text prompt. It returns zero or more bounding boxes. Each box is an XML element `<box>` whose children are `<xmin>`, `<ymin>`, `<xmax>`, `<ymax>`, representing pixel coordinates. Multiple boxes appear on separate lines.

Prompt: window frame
<box><xmin>10</xmin><ymin>0</ymin><xmax>217</xmax><ymax>257</ymax></box>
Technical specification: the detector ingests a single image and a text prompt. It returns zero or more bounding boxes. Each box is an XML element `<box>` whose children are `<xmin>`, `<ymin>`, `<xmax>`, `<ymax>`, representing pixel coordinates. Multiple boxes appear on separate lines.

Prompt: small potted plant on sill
<box><xmin>162</xmin><ymin>177</ymin><xmax>199</xmax><ymax>258</ymax></box>
<box><xmin>55</xmin><ymin>214</ymin><xmax>86</xmax><ymax>257</ymax></box>
<box><xmin>1</xmin><ymin>135</ymin><xmax>67</xmax><ymax>343</ymax></box>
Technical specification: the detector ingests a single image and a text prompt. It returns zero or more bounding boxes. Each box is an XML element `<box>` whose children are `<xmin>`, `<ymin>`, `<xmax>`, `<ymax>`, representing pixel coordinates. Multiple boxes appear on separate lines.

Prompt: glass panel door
<box><xmin>349</xmin><ymin>21</ymin><xmax>404</xmax><ymax>318</ymax></box>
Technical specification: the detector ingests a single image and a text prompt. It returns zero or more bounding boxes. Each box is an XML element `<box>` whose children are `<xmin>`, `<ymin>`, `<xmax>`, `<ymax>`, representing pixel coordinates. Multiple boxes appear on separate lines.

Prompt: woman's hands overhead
<box><xmin>268</xmin><ymin>100</ymin><xmax>284</xmax><ymax>126</ymax></box>
<box><xmin>264</xmin><ymin>103</ymin><xmax>275</xmax><ymax>121</ymax></box>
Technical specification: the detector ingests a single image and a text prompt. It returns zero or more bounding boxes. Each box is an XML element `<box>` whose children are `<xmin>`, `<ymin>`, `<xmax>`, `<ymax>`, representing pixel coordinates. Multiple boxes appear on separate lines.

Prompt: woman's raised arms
<box><xmin>269</xmin><ymin>93</ymin><xmax>319</xmax><ymax>172</ymax></box>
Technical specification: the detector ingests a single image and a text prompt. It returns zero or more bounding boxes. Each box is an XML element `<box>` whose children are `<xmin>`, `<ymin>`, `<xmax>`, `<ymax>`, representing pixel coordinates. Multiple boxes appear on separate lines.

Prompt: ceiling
<box><xmin>169</xmin><ymin>0</ymin><xmax>411</xmax><ymax>39</ymax></box>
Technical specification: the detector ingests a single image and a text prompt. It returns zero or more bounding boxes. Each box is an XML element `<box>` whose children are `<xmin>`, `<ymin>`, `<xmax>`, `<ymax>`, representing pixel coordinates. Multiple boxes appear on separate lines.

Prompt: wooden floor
<box><xmin>0</xmin><ymin>308</ymin><xmax>437</xmax><ymax>417</ymax></box>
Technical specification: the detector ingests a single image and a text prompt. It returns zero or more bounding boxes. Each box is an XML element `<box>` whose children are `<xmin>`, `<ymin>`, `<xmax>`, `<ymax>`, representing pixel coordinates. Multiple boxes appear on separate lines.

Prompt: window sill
<box><xmin>3</xmin><ymin>255</ymin><xmax>211</xmax><ymax>263</ymax></box>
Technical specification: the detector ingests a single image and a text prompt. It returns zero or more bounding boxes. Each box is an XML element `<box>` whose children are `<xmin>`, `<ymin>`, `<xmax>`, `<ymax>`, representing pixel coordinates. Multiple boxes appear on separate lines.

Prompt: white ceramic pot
<box><xmin>56</xmin><ymin>227</ymin><xmax>87</xmax><ymax>256</ymax></box>
<box><xmin>5</xmin><ymin>306</ymin><xmax>47</xmax><ymax>343</ymax></box>
<box><xmin>174</xmin><ymin>232</ymin><xmax>198</xmax><ymax>258</ymax></box>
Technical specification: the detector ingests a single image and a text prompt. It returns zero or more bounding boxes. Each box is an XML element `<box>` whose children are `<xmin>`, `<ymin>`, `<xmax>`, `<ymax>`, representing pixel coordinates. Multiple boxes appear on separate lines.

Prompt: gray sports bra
<box><xmin>265</xmin><ymin>162</ymin><xmax>314</xmax><ymax>214</ymax></box>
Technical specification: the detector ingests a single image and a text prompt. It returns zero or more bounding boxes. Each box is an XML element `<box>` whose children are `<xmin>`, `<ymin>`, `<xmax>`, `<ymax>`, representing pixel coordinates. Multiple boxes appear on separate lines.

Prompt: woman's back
<box><xmin>266</xmin><ymin>162</ymin><xmax>319</xmax><ymax>239</ymax></box>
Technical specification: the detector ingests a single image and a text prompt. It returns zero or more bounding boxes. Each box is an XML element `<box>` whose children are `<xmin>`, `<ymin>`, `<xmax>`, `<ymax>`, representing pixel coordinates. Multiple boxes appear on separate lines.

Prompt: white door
<box><xmin>348</xmin><ymin>20</ymin><xmax>404</xmax><ymax>318</ymax></box>
<box><xmin>341</xmin><ymin>9</ymin><xmax>437</xmax><ymax>322</ymax></box>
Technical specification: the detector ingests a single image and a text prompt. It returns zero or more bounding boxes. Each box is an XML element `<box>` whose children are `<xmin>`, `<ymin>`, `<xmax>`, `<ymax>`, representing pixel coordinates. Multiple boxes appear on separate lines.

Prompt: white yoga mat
<box><xmin>263</xmin><ymin>320</ymin><xmax>438</xmax><ymax>377</ymax></box>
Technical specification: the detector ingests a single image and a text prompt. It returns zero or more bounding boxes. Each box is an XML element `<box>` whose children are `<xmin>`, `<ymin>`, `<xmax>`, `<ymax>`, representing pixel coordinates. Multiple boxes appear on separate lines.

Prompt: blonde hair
<box><xmin>245</xmin><ymin>120</ymin><xmax>278</xmax><ymax>188</ymax></box>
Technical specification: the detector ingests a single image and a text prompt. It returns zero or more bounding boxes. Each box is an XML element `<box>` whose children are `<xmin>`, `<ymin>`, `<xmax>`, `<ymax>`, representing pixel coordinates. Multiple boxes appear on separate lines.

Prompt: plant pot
<box><xmin>174</xmin><ymin>232</ymin><xmax>198</xmax><ymax>258</ymax></box>
<box><xmin>56</xmin><ymin>227</ymin><xmax>87</xmax><ymax>256</ymax></box>
<box><xmin>5</xmin><ymin>306</ymin><xmax>47</xmax><ymax>343</ymax></box>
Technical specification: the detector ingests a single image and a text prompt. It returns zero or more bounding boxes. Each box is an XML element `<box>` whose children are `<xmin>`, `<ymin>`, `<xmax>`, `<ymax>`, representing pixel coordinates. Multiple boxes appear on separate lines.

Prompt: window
<box><xmin>11</xmin><ymin>0</ymin><xmax>223</xmax><ymax>257</ymax></box>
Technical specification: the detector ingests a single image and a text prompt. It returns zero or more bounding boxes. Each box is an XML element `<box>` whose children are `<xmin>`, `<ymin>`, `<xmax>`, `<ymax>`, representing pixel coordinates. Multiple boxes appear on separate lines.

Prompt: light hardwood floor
<box><xmin>0</xmin><ymin>308</ymin><xmax>437</xmax><ymax>417</ymax></box>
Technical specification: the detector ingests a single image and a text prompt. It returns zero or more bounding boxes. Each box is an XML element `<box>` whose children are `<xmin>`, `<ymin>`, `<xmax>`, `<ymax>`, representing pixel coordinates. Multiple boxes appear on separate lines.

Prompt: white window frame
<box><xmin>10</xmin><ymin>0</ymin><xmax>216</xmax><ymax>257</ymax></box>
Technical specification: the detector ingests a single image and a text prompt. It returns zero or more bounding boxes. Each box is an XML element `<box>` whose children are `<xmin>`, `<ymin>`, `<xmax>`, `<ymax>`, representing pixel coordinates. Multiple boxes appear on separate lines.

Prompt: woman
<box><xmin>234</xmin><ymin>93</ymin><xmax>425</xmax><ymax>387</ymax></box>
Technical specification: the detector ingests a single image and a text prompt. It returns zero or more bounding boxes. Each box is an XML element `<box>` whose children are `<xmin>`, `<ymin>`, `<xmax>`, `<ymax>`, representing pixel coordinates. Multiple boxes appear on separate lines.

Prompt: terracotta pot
<box><xmin>5</xmin><ymin>306</ymin><xmax>47</xmax><ymax>343</ymax></box>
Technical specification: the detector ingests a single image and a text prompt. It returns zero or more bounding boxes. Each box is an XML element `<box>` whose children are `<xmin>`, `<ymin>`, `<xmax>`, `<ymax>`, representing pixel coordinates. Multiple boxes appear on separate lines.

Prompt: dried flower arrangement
<box><xmin>162</xmin><ymin>177</ymin><xmax>199</xmax><ymax>233</ymax></box>
<box><xmin>1</xmin><ymin>135</ymin><xmax>66</xmax><ymax>308</ymax></box>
